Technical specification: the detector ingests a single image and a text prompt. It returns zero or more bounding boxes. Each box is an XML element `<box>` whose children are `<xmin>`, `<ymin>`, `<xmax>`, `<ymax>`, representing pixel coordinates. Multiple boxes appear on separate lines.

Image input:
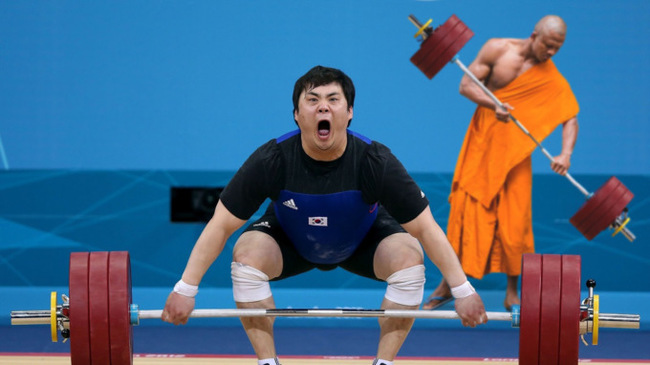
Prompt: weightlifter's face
<box><xmin>294</xmin><ymin>82</ymin><xmax>353</xmax><ymax>161</ymax></box>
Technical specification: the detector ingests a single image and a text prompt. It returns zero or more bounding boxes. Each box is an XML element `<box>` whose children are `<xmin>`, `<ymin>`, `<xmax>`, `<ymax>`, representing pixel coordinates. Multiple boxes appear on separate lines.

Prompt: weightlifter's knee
<box><xmin>231</xmin><ymin>262</ymin><xmax>272</xmax><ymax>303</ymax></box>
<box><xmin>384</xmin><ymin>264</ymin><xmax>426</xmax><ymax>306</ymax></box>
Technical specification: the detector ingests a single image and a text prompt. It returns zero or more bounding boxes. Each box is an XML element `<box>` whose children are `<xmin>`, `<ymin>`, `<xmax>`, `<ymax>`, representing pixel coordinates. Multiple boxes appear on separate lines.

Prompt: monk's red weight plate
<box><xmin>575</xmin><ymin>177</ymin><xmax>626</xmax><ymax>239</ymax></box>
<box><xmin>410</xmin><ymin>15</ymin><xmax>458</xmax><ymax>70</ymax></box>
<box><xmin>519</xmin><ymin>253</ymin><xmax>542</xmax><ymax>364</ymax></box>
<box><xmin>539</xmin><ymin>255</ymin><xmax>562</xmax><ymax>364</ymax></box>
<box><xmin>109</xmin><ymin>251</ymin><xmax>134</xmax><ymax>364</ymax></box>
<box><xmin>69</xmin><ymin>252</ymin><xmax>91</xmax><ymax>365</ymax></box>
<box><xmin>89</xmin><ymin>251</ymin><xmax>111</xmax><ymax>364</ymax></box>
<box><xmin>424</xmin><ymin>19</ymin><xmax>474</xmax><ymax>78</ymax></box>
<box><xmin>559</xmin><ymin>255</ymin><xmax>581</xmax><ymax>364</ymax></box>
<box><xmin>584</xmin><ymin>185</ymin><xmax>633</xmax><ymax>240</ymax></box>
<box><xmin>570</xmin><ymin>176</ymin><xmax>633</xmax><ymax>240</ymax></box>
<box><xmin>418</xmin><ymin>15</ymin><xmax>463</xmax><ymax>77</ymax></box>
<box><xmin>411</xmin><ymin>15</ymin><xmax>474</xmax><ymax>79</ymax></box>
<box><xmin>570</xmin><ymin>176</ymin><xmax>618</xmax><ymax>230</ymax></box>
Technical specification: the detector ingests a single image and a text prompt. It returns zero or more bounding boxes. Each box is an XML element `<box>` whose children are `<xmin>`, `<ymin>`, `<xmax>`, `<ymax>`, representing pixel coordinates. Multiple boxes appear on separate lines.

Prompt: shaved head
<box><xmin>534</xmin><ymin>15</ymin><xmax>567</xmax><ymax>37</ymax></box>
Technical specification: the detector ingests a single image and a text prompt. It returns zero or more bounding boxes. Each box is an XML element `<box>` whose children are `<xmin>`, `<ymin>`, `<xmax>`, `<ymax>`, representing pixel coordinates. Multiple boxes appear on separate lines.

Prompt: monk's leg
<box><xmin>498</xmin><ymin>157</ymin><xmax>534</xmax><ymax>311</ymax></box>
<box><xmin>424</xmin><ymin>188</ymin><xmax>493</xmax><ymax>309</ymax></box>
<box><xmin>504</xmin><ymin>275</ymin><xmax>520</xmax><ymax>311</ymax></box>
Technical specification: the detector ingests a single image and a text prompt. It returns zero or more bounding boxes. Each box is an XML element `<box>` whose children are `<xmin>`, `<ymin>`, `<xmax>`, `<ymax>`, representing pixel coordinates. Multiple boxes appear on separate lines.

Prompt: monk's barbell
<box><xmin>10</xmin><ymin>251</ymin><xmax>641</xmax><ymax>365</ymax></box>
<box><xmin>407</xmin><ymin>14</ymin><xmax>636</xmax><ymax>242</ymax></box>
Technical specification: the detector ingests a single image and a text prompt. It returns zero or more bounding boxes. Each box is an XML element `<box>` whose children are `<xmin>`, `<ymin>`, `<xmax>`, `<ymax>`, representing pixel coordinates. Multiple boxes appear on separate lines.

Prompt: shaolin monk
<box><xmin>424</xmin><ymin>15</ymin><xmax>579</xmax><ymax>311</ymax></box>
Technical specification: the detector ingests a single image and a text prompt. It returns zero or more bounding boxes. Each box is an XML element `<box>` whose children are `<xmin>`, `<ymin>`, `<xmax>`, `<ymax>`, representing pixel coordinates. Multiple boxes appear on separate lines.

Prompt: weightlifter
<box><xmin>423</xmin><ymin>15</ymin><xmax>580</xmax><ymax>311</ymax></box>
<box><xmin>162</xmin><ymin>65</ymin><xmax>487</xmax><ymax>365</ymax></box>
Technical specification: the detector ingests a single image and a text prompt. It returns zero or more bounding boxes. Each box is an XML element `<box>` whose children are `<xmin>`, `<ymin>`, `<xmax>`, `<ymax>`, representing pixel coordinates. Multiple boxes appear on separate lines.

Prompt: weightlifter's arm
<box><xmin>459</xmin><ymin>38</ymin><xmax>513</xmax><ymax>122</ymax></box>
<box><xmin>181</xmin><ymin>201</ymin><xmax>247</xmax><ymax>285</ymax></box>
<box><xmin>162</xmin><ymin>201</ymin><xmax>247</xmax><ymax>325</ymax></box>
<box><xmin>551</xmin><ymin>116</ymin><xmax>579</xmax><ymax>175</ymax></box>
<box><xmin>401</xmin><ymin>208</ymin><xmax>488</xmax><ymax>327</ymax></box>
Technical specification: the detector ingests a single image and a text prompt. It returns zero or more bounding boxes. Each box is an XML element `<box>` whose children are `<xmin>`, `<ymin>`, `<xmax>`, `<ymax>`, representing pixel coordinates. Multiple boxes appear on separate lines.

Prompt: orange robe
<box><xmin>447</xmin><ymin>60</ymin><xmax>579</xmax><ymax>279</ymax></box>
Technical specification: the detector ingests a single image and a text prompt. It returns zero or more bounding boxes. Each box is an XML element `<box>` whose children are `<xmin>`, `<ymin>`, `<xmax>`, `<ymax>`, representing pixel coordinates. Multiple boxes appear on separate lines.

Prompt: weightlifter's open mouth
<box><xmin>317</xmin><ymin>120</ymin><xmax>331</xmax><ymax>139</ymax></box>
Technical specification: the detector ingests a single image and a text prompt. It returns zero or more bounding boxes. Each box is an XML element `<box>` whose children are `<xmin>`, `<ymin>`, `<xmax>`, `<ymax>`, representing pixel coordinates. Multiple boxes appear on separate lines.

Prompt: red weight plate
<box><xmin>447</xmin><ymin>22</ymin><xmax>474</xmax><ymax>56</ymax></box>
<box><xmin>69</xmin><ymin>252</ymin><xmax>91</xmax><ymax>365</ymax></box>
<box><xmin>89</xmin><ymin>251</ymin><xmax>111</xmax><ymax>364</ymax></box>
<box><xmin>539</xmin><ymin>255</ymin><xmax>562</xmax><ymax>364</ymax></box>
<box><xmin>411</xmin><ymin>24</ymin><xmax>454</xmax><ymax>77</ymax></box>
<box><xmin>411</xmin><ymin>15</ymin><xmax>461</xmax><ymax>78</ymax></box>
<box><xmin>569</xmin><ymin>177</ymin><xmax>620</xmax><ymax>236</ymax></box>
<box><xmin>583</xmin><ymin>186</ymin><xmax>633</xmax><ymax>240</ymax></box>
<box><xmin>559</xmin><ymin>255</ymin><xmax>581</xmax><ymax>365</ymax></box>
<box><xmin>578</xmin><ymin>182</ymin><xmax>626</xmax><ymax>239</ymax></box>
<box><xmin>420</xmin><ymin>17</ymin><xmax>468</xmax><ymax>78</ymax></box>
<box><xmin>426</xmin><ymin>25</ymin><xmax>474</xmax><ymax>79</ymax></box>
<box><xmin>570</xmin><ymin>176</ymin><xmax>619</xmax><ymax>225</ymax></box>
<box><xmin>410</xmin><ymin>15</ymin><xmax>459</xmax><ymax>70</ymax></box>
<box><xmin>519</xmin><ymin>253</ymin><xmax>542</xmax><ymax>365</ymax></box>
<box><xmin>109</xmin><ymin>251</ymin><xmax>134</xmax><ymax>365</ymax></box>
<box><xmin>422</xmin><ymin>17</ymin><xmax>473</xmax><ymax>78</ymax></box>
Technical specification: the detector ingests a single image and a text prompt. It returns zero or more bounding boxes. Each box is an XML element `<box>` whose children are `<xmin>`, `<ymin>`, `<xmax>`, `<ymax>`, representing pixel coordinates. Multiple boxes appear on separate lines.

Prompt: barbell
<box><xmin>407</xmin><ymin>14</ymin><xmax>636</xmax><ymax>243</ymax></box>
<box><xmin>10</xmin><ymin>251</ymin><xmax>640</xmax><ymax>365</ymax></box>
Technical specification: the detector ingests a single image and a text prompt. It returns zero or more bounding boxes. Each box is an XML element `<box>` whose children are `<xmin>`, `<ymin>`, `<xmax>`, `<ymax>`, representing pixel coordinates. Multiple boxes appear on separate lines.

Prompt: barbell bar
<box><xmin>14</xmin><ymin>305</ymin><xmax>515</xmax><ymax>325</ymax></box>
<box><xmin>408</xmin><ymin>14</ymin><xmax>636</xmax><ymax>242</ymax></box>
<box><xmin>9</xmin><ymin>251</ymin><xmax>641</xmax><ymax>365</ymax></box>
<box><xmin>13</xmin><ymin>303</ymin><xmax>638</xmax><ymax>333</ymax></box>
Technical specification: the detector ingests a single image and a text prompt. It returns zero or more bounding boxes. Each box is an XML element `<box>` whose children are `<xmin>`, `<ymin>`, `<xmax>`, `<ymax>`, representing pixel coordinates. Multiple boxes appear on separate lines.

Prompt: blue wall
<box><xmin>0</xmin><ymin>0</ymin><xmax>648</xmax><ymax>174</ymax></box>
<box><xmin>1</xmin><ymin>170</ymin><xmax>647</xmax><ymax>292</ymax></box>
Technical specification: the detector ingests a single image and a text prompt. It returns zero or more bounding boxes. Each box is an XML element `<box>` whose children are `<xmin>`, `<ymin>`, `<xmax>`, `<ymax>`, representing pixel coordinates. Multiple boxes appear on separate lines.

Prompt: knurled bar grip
<box><xmin>451</xmin><ymin>57</ymin><xmax>591</xmax><ymax>198</ymax></box>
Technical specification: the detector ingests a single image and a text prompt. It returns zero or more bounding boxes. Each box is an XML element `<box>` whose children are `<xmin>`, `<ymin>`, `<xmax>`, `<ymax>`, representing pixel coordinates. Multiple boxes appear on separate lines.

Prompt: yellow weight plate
<box><xmin>612</xmin><ymin>217</ymin><xmax>630</xmax><ymax>237</ymax></box>
<box><xmin>50</xmin><ymin>291</ymin><xmax>57</xmax><ymax>342</ymax></box>
<box><xmin>592</xmin><ymin>294</ymin><xmax>599</xmax><ymax>345</ymax></box>
<box><xmin>414</xmin><ymin>18</ymin><xmax>433</xmax><ymax>38</ymax></box>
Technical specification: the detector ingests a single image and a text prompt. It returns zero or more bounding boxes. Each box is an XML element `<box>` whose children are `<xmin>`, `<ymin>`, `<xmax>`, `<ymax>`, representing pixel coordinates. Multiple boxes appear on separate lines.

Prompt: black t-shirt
<box><xmin>220</xmin><ymin>129</ymin><xmax>429</xmax><ymax>225</ymax></box>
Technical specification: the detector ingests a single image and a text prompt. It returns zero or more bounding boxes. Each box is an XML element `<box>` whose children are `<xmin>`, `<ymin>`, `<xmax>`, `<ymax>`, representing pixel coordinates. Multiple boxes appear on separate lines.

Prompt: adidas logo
<box><xmin>253</xmin><ymin>221</ymin><xmax>271</xmax><ymax>228</ymax></box>
<box><xmin>282</xmin><ymin>199</ymin><xmax>298</xmax><ymax>210</ymax></box>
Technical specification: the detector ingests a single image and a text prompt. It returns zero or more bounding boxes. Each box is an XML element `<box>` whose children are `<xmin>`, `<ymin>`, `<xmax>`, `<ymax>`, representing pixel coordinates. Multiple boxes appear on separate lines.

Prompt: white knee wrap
<box><xmin>231</xmin><ymin>262</ymin><xmax>272</xmax><ymax>303</ymax></box>
<box><xmin>384</xmin><ymin>264</ymin><xmax>426</xmax><ymax>306</ymax></box>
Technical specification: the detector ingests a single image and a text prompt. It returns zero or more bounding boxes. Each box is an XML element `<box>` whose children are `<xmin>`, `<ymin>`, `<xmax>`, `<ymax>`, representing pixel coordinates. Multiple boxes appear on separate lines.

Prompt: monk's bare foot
<box><xmin>422</xmin><ymin>280</ymin><xmax>453</xmax><ymax>310</ymax></box>
<box><xmin>504</xmin><ymin>290</ymin><xmax>520</xmax><ymax>312</ymax></box>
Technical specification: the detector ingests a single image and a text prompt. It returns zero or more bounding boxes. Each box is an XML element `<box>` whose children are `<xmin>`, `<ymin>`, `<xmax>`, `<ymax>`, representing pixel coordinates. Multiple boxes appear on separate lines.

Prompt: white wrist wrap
<box><xmin>174</xmin><ymin>279</ymin><xmax>199</xmax><ymax>298</ymax></box>
<box><xmin>451</xmin><ymin>281</ymin><xmax>475</xmax><ymax>299</ymax></box>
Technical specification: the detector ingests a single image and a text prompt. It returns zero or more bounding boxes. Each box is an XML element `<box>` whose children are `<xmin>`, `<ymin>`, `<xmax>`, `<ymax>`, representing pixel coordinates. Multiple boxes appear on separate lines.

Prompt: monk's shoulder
<box><xmin>480</xmin><ymin>38</ymin><xmax>521</xmax><ymax>64</ymax></box>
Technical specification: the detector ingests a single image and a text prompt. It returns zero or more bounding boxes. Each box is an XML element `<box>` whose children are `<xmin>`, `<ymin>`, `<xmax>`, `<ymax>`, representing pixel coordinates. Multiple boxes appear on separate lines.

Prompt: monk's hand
<box><xmin>495</xmin><ymin>103</ymin><xmax>514</xmax><ymax>122</ymax></box>
<box><xmin>454</xmin><ymin>293</ymin><xmax>488</xmax><ymax>328</ymax></box>
<box><xmin>551</xmin><ymin>154</ymin><xmax>571</xmax><ymax>175</ymax></box>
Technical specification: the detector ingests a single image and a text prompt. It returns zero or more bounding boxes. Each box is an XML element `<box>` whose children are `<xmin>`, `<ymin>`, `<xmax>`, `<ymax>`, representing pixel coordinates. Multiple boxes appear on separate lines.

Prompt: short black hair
<box><xmin>292</xmin><ymin>66</ymin><xmax>355</xmax><ymax>126</ymax></box>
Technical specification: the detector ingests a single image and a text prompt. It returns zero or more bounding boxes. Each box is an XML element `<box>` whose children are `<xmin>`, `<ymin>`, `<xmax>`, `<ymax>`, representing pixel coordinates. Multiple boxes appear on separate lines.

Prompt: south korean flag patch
<box><xmin>308</xmin><ymin>216</ymin><xmax>328</xmax><ymax>227</ymax></box>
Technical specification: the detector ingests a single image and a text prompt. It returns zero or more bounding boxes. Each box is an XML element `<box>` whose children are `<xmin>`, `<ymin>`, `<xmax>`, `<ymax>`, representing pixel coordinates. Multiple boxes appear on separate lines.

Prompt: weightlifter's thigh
<box><xmin>232</xmin><ymin>230</ymin><xmax>283</xmax><ymax>279</ymax></box>
<box><xmin>373</xmin><ymin>232</ymin><xmax>424</xmax><ymax>281</ymax></box>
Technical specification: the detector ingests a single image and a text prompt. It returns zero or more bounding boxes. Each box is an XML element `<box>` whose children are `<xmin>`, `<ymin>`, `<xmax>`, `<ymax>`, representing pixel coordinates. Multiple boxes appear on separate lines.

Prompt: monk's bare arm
<box><xmin>459</xmin><ymin>39</ymin><xmax>504</xmax><ymax>107</ymax></box>
<box><xmin>459</xmin><ymin>39</ymin><xmax>513</xmax><ymax>121</ymax></box>
<box><xmin>551</xmin><ymin>116</ymin><xmax>579</xmax><ymax>175</ymax></box>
